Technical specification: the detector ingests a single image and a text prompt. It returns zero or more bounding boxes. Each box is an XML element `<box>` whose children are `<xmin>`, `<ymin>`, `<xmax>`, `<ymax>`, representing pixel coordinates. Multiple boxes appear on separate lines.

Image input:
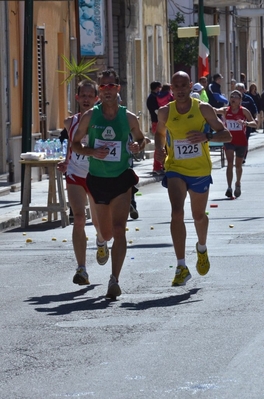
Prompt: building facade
<box><xmin>0</xmin><ymin>0</ymin><xmax>170</xmax><ymax>183</ymax></box>
<box><xmin>0</xmin><ymin>1</ymin><xmax>75</xmax><ymax>182</ymax></box>
<box><xmin>169</xmin><ymin>0</ymin><xmax>264</xmax><ymax>99</ymax></box>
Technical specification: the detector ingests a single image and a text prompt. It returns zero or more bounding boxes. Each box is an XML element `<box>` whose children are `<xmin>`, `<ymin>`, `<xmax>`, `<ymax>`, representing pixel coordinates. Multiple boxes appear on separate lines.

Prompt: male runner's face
<box><xmin>76</xmin><ymin>86</ymin><xmax>97</xmax><ymax>113</ymax></box>
<box><xmin>98</xmin><ymin>76</ymin><xmax>120</xmax><ymax>104</ymax></box>
<box><xmin>171</xmin><ymin>75</ymin><xmax>192</xmax><ymax>103</ymax></box>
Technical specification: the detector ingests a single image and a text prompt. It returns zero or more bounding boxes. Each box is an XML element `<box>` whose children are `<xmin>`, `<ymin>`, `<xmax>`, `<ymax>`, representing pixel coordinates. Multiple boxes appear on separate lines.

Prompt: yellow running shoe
<box><xmin>172</xmin><ymin>266</ymin><xmax>192</xmax><ymax>286</ymax></box>
<box><xmin>196</xmin><ymin>243</ymin><xmax>210</xmax><ymax>276</ymax></box>
<box><xmin>96</xmin><ymin>241</ymin><xmax>109</xmax><ymax>265</ymax></box>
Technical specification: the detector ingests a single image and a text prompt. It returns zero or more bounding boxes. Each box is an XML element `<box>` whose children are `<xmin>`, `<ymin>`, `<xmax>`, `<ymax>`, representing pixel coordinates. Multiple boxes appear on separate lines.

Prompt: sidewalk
<box><xmin>1</xmin><ymin>130</ymin><xmax>264</xmax><ymax>232</ymax></box>
<box><xmin>0</xmin><ymin>156</ymin><xmax>163</xmax><ymax>231</ymax></box>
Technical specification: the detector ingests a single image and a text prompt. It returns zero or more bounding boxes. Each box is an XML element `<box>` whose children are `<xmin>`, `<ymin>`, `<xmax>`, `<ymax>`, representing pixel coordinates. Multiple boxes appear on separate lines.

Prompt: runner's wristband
<box><xmin>205</xmin><ymin>132</ymin><xmax>213</xmax><ymax>141</ymax></box>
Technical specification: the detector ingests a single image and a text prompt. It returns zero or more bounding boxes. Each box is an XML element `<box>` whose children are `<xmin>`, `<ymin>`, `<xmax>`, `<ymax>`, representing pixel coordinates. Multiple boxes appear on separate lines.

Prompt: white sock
<box><xmin>97</xmin><ymin>239</ymin><xmax>105</xmax><ymax>246</ymax></box>
<box><xmin>197</xmin><ymin>243</ymin><xmax>207</xmax><ymax>253</ymax></box>
<box><xmin>177</xmin><ymin>259</ymin><xmax>186</xmax><ymax>267</ymax></box>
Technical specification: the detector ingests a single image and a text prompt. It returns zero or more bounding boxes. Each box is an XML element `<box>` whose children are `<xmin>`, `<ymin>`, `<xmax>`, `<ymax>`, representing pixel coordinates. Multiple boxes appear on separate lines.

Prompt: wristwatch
<box><xmin>205</xmin><ymin>132</ymin><xmax>214</xmax><ymax>141</ymax></box>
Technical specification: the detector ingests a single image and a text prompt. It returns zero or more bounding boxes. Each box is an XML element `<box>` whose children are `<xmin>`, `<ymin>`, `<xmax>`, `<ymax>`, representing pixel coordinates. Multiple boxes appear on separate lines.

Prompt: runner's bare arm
<box><xmin>127</xmin><ymin>111</ymin><xmax>145</xmax><ymax>153</ymax></box>
<box><xmin>187</xmin><ymin>103</ymin><xmax>232</xmax><ymax>144</ymax></box>
<box><xmin>155</xmin><ymin>106</ymin><xmax>169</xmax><ymax>163</ymax></box>
<box><xmin>242</xmin><ymin>107</ymin><xmax>257</xmax><ymax>128</ymax></box>
<box><xmin>64</xmin><ymin>117</ymin><xmax>72</xmax><ymax>132</ymax></box>
<box><xmin>63</xmin><ymin>117</ymin><xmax>73</xmax><ymax>163</ymax></box>
<box><xmin>57</xmin><ymin>117</ymin><xmax>72</xmax><ymax>173</ymax></box>
<box><xmin>213</xmin><ymin>107</ymin><xmax>227</xmax><ymax>115</ymax></box>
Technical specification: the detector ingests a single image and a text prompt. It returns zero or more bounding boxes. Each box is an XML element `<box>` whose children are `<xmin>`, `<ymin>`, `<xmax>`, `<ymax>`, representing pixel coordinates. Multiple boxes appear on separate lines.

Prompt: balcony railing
<box><xmin>193</xmin><ymin>0</ymin><xmax>260</xmax><ymax>7</ymax></box>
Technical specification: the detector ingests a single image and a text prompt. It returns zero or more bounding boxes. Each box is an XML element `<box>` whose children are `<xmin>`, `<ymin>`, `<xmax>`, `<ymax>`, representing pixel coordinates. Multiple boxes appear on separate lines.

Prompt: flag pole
<box><xmin>198</xmin><ymin>0</ymin><xmax>210</xmax><ymax>77</ymax></box>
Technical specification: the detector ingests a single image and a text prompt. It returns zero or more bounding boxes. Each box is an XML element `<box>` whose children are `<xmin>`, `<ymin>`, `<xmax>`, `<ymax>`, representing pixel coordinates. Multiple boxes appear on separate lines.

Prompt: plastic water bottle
<box><xmin>39</xmin><ymin>139</ymin><xmax>46</xmax><ymax>153</ymax></box>
<box><xmin>34</xmin><ymin>140</ymin><xmax>41</xmax><ymax>152</ymax></box>
<box><xmin>45</xmin><ymin>139</ymin><xmax>54</xmax><ymax>159</ymax></box>
<box><xmin>62</xmin><ymin>139</ymin><xmax>68</xmax><ymax>158</ymax></box>
<box><xmin>54</xmin><ymin>139</ymin><xmax>62</xmax><ymax>159</ymax></box>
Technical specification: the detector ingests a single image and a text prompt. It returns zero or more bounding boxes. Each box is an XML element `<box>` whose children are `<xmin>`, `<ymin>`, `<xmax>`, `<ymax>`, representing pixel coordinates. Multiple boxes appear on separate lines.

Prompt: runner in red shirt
<box><xmin>215</xmin><ymin>90</ymin><xmax>257</xmax><ymax>198</ymax></box>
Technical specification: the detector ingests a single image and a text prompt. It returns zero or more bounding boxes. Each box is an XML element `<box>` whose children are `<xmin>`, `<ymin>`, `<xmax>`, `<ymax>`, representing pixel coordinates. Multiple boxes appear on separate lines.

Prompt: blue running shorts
<box><xmin>162</xmin><ymin>171</ymin><xmax>212</xmax><ymax>193</ymax></box>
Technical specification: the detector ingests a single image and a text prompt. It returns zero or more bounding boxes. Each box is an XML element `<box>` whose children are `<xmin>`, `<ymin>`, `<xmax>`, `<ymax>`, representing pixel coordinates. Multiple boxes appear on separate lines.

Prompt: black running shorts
<box><xmin>86</xmin><ymin>169</ymin><xmax>139</xmax><ymax>204</ymax></box>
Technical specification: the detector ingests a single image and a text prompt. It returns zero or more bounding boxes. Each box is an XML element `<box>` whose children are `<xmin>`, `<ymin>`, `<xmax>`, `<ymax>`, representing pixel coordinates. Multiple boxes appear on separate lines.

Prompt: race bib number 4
<box><xmin>94</xmin><ymin>139</ymin><xmax>121</xmax><ymax>162</ymax></box>
<box><xmin>173</xmin><ymin>139</ymin><xmax>202</xmax><ymax>159</ymax></box>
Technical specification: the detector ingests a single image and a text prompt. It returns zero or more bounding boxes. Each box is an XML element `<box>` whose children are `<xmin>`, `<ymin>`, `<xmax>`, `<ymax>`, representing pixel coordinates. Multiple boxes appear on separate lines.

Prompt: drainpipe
<box><xmin>107</xmin><ymin>0</ymin><xmax>114</xmax><ymax>68</ymax></box>
<box><xmin>4</xmin><ymin>2</ymin><xmax>12</xmax><ymax>180</ymax></box>
<box><xmin>261</xmin><ymin>16</ymin><xmax>264</xmax><ymax>91</ymax></box>
<box><xmin>21</xmin><ymin>0</ymin><xmax>33</xmax><ymax>202</ymax></box>
<box><xmin>19</xmin><ymin>2</ymin><xmax>24</xmax><ymax>68</ymax></box>
<box><xmin>213</xmin><ymin>9</ymin><xmax>219</xmax><ymax>71</ymax></box>
<box><xmin>232</xmin><ymin>7</ymin><xmax>237</xmax><ymax>81</ymax></box>
<box><xmin>225</xmin><ymin>7</ymin><xmax>231</xmax><ymax>96</ymax></box>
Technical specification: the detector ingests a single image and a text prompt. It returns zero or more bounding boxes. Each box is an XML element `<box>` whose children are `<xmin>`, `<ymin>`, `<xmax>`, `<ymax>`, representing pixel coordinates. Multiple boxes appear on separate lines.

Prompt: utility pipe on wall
<box><xmin>213</xmin><ymin>9</ymin><xmax>219</xmax><ymax>71</ymax></box>
<box><xmin>107</xmin><ymin>0</ymin><xmax>114</xmax><ymax>68</ymax></box>
<box><xmin>225</xmin><ymin>7</ymin><xmax>231</xmax><ymax>96</ymax></box>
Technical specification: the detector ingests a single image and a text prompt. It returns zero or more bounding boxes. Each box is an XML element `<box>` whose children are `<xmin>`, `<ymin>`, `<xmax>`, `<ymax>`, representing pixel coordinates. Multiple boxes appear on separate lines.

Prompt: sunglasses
<box><xmin>230</xmin><ymin>95</ymin><xmax>241</xmax><ymax>99</ymax></box>
<box><xmin>99</xmin><ymin>83</ymin><xmax>119</xmax><ymax>90</ymax></box>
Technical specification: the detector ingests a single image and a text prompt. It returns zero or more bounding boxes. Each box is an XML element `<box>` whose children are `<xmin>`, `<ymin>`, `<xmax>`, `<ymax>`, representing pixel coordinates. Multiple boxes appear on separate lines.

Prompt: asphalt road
<box><xmin>1</xmin><ymin>148</ymin><xmax>264</xmax><ymax>399</ymax></box>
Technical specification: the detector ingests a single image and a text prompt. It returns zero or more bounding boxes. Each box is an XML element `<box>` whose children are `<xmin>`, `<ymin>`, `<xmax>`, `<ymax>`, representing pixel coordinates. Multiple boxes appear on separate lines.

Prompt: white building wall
<box><xmin>167</xmin><ymin>1</ymin><xmax>262</xmax><ymax>96</ymax></box>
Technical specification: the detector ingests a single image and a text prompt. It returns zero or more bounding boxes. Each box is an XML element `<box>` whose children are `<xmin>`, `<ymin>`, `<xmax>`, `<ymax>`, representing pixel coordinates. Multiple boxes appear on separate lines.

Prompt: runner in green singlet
<box><xmin>72</xmin><ymin>69</ymin><xmax>145</xmax><ymax>299</ymax></box>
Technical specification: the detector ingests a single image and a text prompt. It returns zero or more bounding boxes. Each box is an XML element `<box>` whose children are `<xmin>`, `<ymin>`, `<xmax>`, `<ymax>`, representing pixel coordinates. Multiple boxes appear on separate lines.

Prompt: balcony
<box><xmin>193</xmin><ymin>0</ymin><xmax>260</xmax><ymax>7</ymax></box>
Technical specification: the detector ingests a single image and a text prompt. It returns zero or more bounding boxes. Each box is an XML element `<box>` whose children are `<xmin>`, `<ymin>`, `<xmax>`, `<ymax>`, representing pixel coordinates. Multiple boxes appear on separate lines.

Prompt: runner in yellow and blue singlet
<box><xmin>155</xmin><ymin>71</ymin><xmax>232</xmax><ymax>287</ymax></box>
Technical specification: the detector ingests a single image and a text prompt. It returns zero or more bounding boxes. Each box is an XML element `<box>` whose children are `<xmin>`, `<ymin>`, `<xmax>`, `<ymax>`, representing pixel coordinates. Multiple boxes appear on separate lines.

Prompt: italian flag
<box><xmin>198</xmin><ymin>0</ymin><xmax>209</xmax><ymax>77</ymax></box>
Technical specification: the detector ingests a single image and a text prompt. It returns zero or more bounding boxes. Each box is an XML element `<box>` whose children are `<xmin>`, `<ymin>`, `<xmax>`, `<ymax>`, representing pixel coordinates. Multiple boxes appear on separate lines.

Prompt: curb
<box><xmin>0</xmin><ymin>175</ymin><xmax>163</xmax><ymax>232</ymax></box>
<box><xmin>1</xmin><ymin>133</ymin><xmax>264</xmax><ymax>232</ymax></box>
<box><xmin>0</xmin><ymin>210</ymin><xmax>49</xmax><ymax>232</ymax></box>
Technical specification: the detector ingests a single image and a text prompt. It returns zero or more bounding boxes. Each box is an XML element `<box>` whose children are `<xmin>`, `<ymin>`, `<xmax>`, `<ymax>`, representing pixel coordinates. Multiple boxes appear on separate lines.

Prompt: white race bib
<box><xmin>226</xmin><ymin>120</ymin><xmax>242</xmax><ymax>131</ymax></box>
<box><xmin>173</xmin><ymin>139</ymin><xmax>202</xmax><ymax>160</ymax></box>
<box><xmin>71</xmin><ymin>152</ymin><xmax>88</xmax><ymax>167</ymax></box>
<box><xmin>71</xmin><ymin>135</ymin><xmax>88</xmax><ymax>168</ymax></box>
<box><xmin>94</xmin><ymin>139</ymin><xmax>121</xmax><ymax>162</ymax></box>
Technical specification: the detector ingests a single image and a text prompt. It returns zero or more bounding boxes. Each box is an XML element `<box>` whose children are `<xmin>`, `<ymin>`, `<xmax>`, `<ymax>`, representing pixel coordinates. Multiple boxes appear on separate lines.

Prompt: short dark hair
<box><xmin>77</xmin><ymin>80</ymin><xmax>98</xmax><ymax>96</ymax></box>
<box><xmin>150</xmin><ymin>81</ymin><xmax>162</xmax><ymax>91</ymax></box>
<box><xmin>213</xmin><ymin>73</ymin><xmax>223</xmax><ymax>80</ymax></box>
<box><xmin>99</xmin><ymin>68</ymin><xmax>120</xmax><ymax>84</ymax></box>
<box><xmin>161</xmin><ymin>84</ymin><xmax>171</xmax><ymax>91</ymax></box>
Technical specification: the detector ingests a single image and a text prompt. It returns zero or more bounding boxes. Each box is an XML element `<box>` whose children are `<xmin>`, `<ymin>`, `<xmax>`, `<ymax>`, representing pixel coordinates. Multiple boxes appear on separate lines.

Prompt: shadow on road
<box><xmin>24</xmin><ymin>288</ymin><xmax>202</xmax><ymax>315</ymax></box>
<box><xmin>128</xmin><ymin>243</ymin><xmax>173</xmax><ymax>249</ymax></box>
<box><xmin>121</xmin><ymin>288</ymin><xmax>202</xmax><ymax>310</ymax></box>
<box><xmin>25</xmin><ymin>286</ymin><xmax>97</xmax><ymax>305</ymax></box>
<box><xmin>25</xmin><ymin>285</ymin><xmax>113</xmax><ymax>315</ymax></box>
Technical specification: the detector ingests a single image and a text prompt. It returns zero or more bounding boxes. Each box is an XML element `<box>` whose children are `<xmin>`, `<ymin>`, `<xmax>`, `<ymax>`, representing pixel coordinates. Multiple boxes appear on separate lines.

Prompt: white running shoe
<box><xmin>73</xmin><ymin>267</ymin><xmax>90</xmax><ymax>285</ymax></box>
<box><xmin>106</xmin><ymin>275</ymin><xmax>121</xmax><ymax>299</ymax></box>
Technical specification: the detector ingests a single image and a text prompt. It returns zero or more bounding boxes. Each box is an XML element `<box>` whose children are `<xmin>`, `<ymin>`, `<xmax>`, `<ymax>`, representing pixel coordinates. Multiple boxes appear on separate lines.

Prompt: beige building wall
<box><xmin>8</xmin><ymin>1</ymin><xmax>23</xmax><ymax>138</ymax></box>
<box><xmin>6</xmin><ymin>1</ymin><xmax>75</xmax><ymax>182</ymax></box>
<box><xmin>3</xmin><ymin>0</ymin><xmax>169</xmax><ymax>180</ymax></box>
<box><xmin>142</xmin><ymin>0</ymin><xmax>169</xmax><ymax>134</ymax></box>
<box><xmin>33</xmin><ymin>2</ymin><xmax>74</xmax><ymax>133</ymax></box>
